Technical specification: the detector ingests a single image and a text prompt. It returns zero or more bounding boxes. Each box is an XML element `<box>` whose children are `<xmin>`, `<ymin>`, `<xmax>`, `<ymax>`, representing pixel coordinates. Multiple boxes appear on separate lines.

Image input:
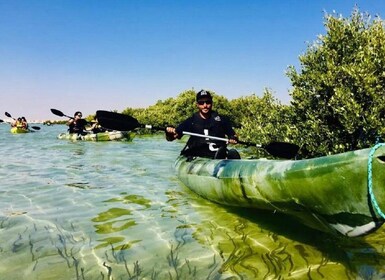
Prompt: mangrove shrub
<box><xmin>287</xmin><ymin>9</ymin><xmax>385</xmax><ymax>157</ymax></box>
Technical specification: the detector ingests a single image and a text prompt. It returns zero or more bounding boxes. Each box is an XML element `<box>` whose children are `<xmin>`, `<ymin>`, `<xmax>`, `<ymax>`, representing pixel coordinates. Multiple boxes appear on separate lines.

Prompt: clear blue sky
<box><xmin>1</xmin><ymin>0</ymin><xmax>384</xmax><ymax>120</ymax></box>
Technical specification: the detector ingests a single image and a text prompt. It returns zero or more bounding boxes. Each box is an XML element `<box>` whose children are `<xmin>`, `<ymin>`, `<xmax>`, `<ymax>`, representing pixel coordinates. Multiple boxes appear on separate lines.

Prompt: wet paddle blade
<box><xmin>50</xmin><ymin>109</ymin><xmax>65</xmax><ymax>117</ymax></box>
<box><xmin>96</xmin><ymin>110</ymin><xmax>142</xmax><ymax>131</ymax></box>
<box><xmin>263</xmin><ymin>142</ymin><xmax>299</xmax><ymax>159</ymax></box>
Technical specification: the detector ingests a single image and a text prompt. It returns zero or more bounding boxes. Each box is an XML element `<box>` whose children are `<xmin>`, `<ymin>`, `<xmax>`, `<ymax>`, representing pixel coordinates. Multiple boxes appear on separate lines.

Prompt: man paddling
<box><xmin>67</xmin><ymin>111</ymin><xmax>88</xmax><ymax>135</ymax></box>
<box><xmin>166</xmin><ymin>90</ymin><xmax>239</xmax><ymax>159</ymax></box>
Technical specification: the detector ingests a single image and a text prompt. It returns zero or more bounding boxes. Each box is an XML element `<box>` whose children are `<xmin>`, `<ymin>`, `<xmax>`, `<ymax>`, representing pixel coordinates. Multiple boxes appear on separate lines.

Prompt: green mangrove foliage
<box><xmin>231</xmin><ymin>90</ymin><xmax>296</xmax><ymax>158</ymax></box>
<box><xmin>288</xmin><ymin>9</ymin><xmax>385</xmax><ymax>157</ymax></box>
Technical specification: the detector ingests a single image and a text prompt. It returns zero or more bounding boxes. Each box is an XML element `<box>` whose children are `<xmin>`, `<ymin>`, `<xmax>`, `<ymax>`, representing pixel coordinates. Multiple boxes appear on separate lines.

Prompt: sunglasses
<box><xmin>77</xmin><ymin>114</ymin><xmax>82</xmax><ymax>117</ymax></box>
<box><xmin>197</xmin><ymin>100</ymin><xmax>212</xmax><ymax>105</ymax></box>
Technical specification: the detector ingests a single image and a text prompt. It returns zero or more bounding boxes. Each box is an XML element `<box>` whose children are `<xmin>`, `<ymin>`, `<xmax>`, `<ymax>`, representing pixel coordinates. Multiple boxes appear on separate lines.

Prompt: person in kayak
<box><xmin>89</xmin><ymin>118</ymin><xmax>106</xmax><ymax>134</ymax></box>
<box><xmin>166</xmin><ymin>90</ymin><xmax>240</xmax><ymax>159</ymax></box>
<box><xmin>11</xmin><ymin>117</ymin><xmax>28</xmax><ymax>129</ymax></box>
<box><xmin>21</xmin><ymin>117</ymin><xmax>29</xmax><ymax>129</ymax></box>
<box><xmin>11</xmin><ymin>117</ymin><xmax>23</xmax><ymax>128</ymax></box>
<box><xmin>67</xmin><ymin>111</ymin><xmax>88</xmax><ymax>135</ymax></box>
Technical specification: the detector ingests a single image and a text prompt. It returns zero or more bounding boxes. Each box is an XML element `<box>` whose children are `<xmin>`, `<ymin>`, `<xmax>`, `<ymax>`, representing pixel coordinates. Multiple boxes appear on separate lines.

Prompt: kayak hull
<box><xmin>175</xmin><ymin>144</ymin><xmax>385</xmax><ymax>237</ymax></box>
<box><xmin>57</xmin><ymin>131</ymin><xmax>134</xmax><ymax>141</ymax></box>
<box><xmin>10</xmin><ymin>127</ymin><xmax>29</xmax><ymax>133</ymax></box>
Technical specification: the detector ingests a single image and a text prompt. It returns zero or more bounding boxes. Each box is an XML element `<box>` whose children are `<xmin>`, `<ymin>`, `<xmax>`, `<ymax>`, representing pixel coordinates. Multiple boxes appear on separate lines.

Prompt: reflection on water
<box><xmin>104</xmin><ymin>194</ymin><xmax>152</xmax><ymax>209</ymax></box>
<box><xmin>1</xmin><ymin>125</ymin><xmax>385</xmax><ymax>279</ymax></box>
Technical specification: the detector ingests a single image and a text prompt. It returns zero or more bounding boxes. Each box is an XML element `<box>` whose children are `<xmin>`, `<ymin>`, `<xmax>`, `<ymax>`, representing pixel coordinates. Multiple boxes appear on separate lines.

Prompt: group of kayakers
<box><xmin>69</xmin><ymin>90</ymin><xmax>241</xmax><ymax>159</ymax></box>
<box><xmin>74</xmin><ymin>90</ymin><xmax>239</xmax><ymax>158</ymax></box>
<box><xmin>6</xmin><ymin>90</ymin><xmax>241</xmax><ymax>159</ymax></box>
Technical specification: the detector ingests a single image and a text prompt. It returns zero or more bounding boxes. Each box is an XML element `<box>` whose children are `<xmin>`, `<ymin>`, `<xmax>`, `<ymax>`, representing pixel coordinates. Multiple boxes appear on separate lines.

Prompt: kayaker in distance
<box><xmin>89</xmin><ymin>118</ymin><xmax>106</xmax><ymax>134</ymax></box>
<box><xmin>67</xmin><ymin>111</ymin><xmax>88</xmax><ymax>135</ymax></box>
<box><xmin>11</xmin><ymin>117</ymin><xmax>28</xmax><ymax>129</ymax></box>
<box><xmin>11</xmin><ymin>117</ymin><xmax>22</xmax><ymax>128</ymax></box>
<box><xmin>21</xmin><ymin>117</ymin><xmax>29</xmax><ymax>129</ymax></box>
<box><xmin>166</xmin><ymin>90</ymin><xmax>240</xmax><ymax>159</ymax></box>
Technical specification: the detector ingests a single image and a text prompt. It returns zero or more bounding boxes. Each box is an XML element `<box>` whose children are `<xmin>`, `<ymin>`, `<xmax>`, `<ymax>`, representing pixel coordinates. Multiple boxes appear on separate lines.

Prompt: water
<box><xmin>1</xmin><ymin>123</ymin><xmax>385</xmax><ymax>280</ymax></box>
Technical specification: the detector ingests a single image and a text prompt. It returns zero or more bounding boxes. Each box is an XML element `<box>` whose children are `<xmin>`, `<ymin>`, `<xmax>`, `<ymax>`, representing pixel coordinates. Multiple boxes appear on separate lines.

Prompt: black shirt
<box><xmin>175</xmin><ymin>111</ymin><xmax>236</xmax><ymax>157</ymax></box>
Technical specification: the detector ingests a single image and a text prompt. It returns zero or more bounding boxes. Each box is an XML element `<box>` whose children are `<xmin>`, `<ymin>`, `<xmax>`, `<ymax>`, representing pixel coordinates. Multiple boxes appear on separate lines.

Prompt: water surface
<box><xmin>1</xmin><ymin>124</ymin><xmax>385</xmax><ymax>279</ymax></box>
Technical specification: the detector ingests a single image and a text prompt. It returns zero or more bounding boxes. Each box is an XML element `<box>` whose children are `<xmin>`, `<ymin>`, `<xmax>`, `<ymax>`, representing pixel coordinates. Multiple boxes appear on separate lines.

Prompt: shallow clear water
<box><xmin>1</xmin><ymin>124</ymin><xmax>385</xmax><ymax>280</ymax></box>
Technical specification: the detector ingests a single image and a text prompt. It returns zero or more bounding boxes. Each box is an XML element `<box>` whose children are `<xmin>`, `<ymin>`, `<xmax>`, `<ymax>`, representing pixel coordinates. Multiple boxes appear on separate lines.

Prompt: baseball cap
<box><xmin>196</xmin><ymin>90</ymin><xmax>212</xmax><ymax>101</ymax></box>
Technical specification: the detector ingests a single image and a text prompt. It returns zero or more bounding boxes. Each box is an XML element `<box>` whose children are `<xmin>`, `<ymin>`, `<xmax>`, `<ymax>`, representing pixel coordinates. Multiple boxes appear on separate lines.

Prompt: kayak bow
<box><xmin>175</xmin><ymin>144</ymin><xmax>385</xmax><ymax>237</ymax></box>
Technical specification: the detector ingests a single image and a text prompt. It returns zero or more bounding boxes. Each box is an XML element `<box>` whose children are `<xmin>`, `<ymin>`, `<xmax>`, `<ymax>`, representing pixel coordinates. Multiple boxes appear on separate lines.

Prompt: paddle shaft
<box><xmin>128</xmin><ymin>124</ymin><xmax>264</xmax><ymax>148</ymax></box>
<box><xmin>95</xmin><ymin>111</ymin><xmax>299</xmax><ymax>158</ymax></box>
<box><xmin>181</xmin><ymin>131</ymin><xmax>260</xmax><ymax>147</ymax></box>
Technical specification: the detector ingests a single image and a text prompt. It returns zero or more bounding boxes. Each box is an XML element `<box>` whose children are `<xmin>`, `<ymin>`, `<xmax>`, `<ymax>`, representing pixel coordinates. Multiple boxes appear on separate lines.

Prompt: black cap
<box><xmin>196</xmin><ymin>90</ymin><xmax>212</xmax><ymax>101</ymax></box>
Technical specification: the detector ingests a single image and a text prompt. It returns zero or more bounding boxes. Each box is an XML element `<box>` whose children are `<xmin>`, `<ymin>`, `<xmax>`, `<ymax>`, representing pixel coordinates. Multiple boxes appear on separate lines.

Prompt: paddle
<box><xmin>50</xmin><ymin>108</ymin><xmax>90</xmax><ymax>126</ymax></box>
<box><xmin>4</xmin><ymin>112</ymin><xmax>40</xmax><ymax>130</ymax></box>
<box><xmin>96</xmin><ymin>110</ymin><xmax>299</xmax><ymax>159</ymax></box>
<box><xmin>50</xmin><ymin>109</ymin><xmax>73</xmax><ymax>119</ymax></box>
<box><xmin>0</xmin><ymin>119</ymin><xmax>3</xmax><ymax>123</ymax></box>
<box><xmin>96</xmin><ymin>110</ymin><xmax>164</xmax><ymax>131</ymax></box>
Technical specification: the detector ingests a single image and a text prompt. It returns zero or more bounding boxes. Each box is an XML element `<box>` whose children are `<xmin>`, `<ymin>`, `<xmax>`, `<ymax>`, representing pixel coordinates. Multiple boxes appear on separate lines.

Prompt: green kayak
<box><xmin>57</xmin><ymin>131</ymin><xmax>134</xmax><ymax>141</ymax></box>
<box><xmin>175</xmin><ymin>144</ymin><xmax>385</xmax><ymax>237</ymax></box>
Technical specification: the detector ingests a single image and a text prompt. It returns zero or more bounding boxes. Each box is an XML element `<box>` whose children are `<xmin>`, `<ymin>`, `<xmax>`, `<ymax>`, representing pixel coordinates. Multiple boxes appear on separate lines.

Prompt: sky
<box><xmin>1</xmin><ymin>0</ymin><xmax>384</xmax><ymax>121</ymax></box>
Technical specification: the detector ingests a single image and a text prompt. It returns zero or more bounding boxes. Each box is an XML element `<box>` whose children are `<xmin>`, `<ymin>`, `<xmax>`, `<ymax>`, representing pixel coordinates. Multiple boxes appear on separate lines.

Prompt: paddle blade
<box><xmin>263</xmin><ymin>142</ymin><xmax>299</xmax><ymax>159</ymax></box>
<box><xmin>5</xmin><ymin>112</ymin><xmax>11</xmax><ymax>118</ymax></box>
<box><xmin>0</xmin><ymin>119</ymin><xmax>3</xmax><ymax>123</ymax></box>
<box><xmin>50</xmin><ymin>109</ymin><xmax>64</xmax><ymax>117</ymax></box>
<box><xmin>31</xmin><ymin>126</ymin><xmax>41</xmax><ymax>130</ymax></box>
<box><xmin>96</xmin><ymin>110</ymin><xmax>141</xmax><ymax>131</ymax></box>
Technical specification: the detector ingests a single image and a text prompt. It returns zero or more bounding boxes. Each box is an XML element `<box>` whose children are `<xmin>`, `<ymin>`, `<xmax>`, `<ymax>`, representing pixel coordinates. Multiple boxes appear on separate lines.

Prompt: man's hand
<box><xmin>228</xmin><ymin>135</ymin><xmax>238</xmax><ymax>144</ymax></box>
<box><xmin>165</xmin><ymin>126</ymin><xmax>177</xmax><ymax>141</ymax></box>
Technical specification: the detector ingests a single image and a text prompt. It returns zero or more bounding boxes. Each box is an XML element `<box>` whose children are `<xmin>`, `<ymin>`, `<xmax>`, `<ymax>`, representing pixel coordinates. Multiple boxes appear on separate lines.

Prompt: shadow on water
<box><xmin>80</xmin><ymin>190</ymin><xmax>246</xmax><ymax>280</ymax></box>
<box><xmin>200</xmin><ymin>204</ymin><xmax>385</xmax><ymax>279</ymax></box>
<box><xmin>92</xmin><ymin>184</ymin><xmax>385</xmax><ymax>279</ymax></box>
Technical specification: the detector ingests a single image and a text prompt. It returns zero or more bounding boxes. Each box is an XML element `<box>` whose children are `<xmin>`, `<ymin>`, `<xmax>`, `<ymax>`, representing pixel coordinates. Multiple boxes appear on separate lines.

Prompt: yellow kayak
<box><xmin>10</xmin><ymin>127</ymin><xmax>29</xmax><ymax>133</ymax></box>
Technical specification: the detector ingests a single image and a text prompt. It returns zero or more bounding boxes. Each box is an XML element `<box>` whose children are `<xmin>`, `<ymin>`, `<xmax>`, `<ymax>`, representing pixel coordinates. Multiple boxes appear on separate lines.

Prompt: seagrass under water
<box><xmin>1</xmin><ymin>124</ymin><xmax>385</xmax><ymax>279</ymax></box>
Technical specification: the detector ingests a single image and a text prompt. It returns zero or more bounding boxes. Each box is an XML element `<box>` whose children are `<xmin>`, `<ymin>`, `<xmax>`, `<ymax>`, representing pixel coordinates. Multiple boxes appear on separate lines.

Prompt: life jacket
<box><xmin>16</xmin><ymin>121</ymin><xmax>24</xmax><ymax>128</ymax></box>
<box><xmin>182</xmin><ymin>112</ymin><xmax>229</xmax><ymax>158</ymax></box>
<box><xmin>69</xmin><ymin>119</ymin><xmax>87</xmax><ymax>134</ymax></box>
